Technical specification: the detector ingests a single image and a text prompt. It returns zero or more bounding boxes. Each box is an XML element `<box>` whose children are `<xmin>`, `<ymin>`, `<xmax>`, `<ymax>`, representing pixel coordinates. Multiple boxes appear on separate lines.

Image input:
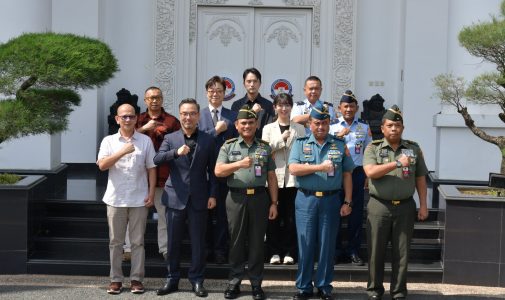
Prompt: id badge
<box><xmin>254</xmin><ymin>165</ymin><xmax>262</xmax><ymax>177</ymax></box>
<box><xmin>355</xmin><ymin>142</ymin><xmax>362</xmax><ymax>154</ymax></box>
<box><xmin>402</xmin><ymin>167</ymin><xmax>410</xmax><ymax>178</ymax></box>
<box><xmin>327</xmin><ymin>162</ymin><xmax>335</xmax><ymax>177</ymax></box>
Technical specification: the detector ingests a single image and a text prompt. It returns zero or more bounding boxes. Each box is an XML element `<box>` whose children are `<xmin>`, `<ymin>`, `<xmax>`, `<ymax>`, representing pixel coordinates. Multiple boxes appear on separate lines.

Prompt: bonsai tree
<box><xmin>433</xmin><ymin>1</ymin><xmax>505</xmax><ymax>174</ymax></box>
<box><xmin>0</xmin><ymin>32</ymin><xmax>118</xmax><ymax>144</ymax></box>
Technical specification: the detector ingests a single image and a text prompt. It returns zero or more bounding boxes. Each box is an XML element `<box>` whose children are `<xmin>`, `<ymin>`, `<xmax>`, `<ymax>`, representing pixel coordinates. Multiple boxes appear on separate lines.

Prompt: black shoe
<box><xmin>224</xmin><ymin>284</ymin><xmax>240</xmax><ymax>299</ymax></box>
<box><xmin>317</xmin><ymin>289</ymin><xmax>333</xmax><ymax>300</ymax></box>
<box><xmin>192</xmin><ymin>282</ymin><xmax>208</xmax><ymax>297</ymax></box>
<box><xmin>293</xmin><ymin>291</ymin><xmax>314</xmax><ymax>300</ymax></box>
<box><xmin>215</xmin><ymin>252</ymin><xmax>227</xmax><ymax>264</ymax></box>
<box><xmin>368</xmin><ymin>296</ymin><xmax>382</xmax><ymax>300</ymax></box>
<box><xmin>350</xmin><ymin>254</ymin><xmax>364</xmax><ymax>266</ymax></box>
<box><xmin>156</xmin><ymin>281</ymin><xmax>178</xmax><ymax>295</ymax></box>
<box><xmin>252</xmin><ymin>286</ymin><xmax>265</xmax><ymax>300</ymax></box>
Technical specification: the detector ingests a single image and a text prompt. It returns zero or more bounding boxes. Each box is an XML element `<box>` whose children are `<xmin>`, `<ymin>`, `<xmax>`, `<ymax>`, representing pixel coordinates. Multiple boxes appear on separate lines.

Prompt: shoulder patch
<box><xmin>323</xmin><ymin>101</ymin><xmax>333</xmax><ymax>107</ymax></box>
<box><xmin>372</xmin><ymin>139</ymin><xmax>383</xmax><ymax>145</ymax></box>
<box><xmin>258</xmin><ymin>139</ymin><xmax>270</xmax><ymax>145</ymax></box>
<box><xmin>296</xmin><ymin>136</ymin><xmax>309</xmax><ymax>141</ymax></box>
<box><xmin>358</xmin><ymin>118</ymin><xmax>367</xmax><ymax>124</ymax></box>
<box><xmin>404</xmin><ymin>139</ymin><xmax>419</xmax><ymax>147</ymax></box>
<box><xmin>225</xmin><ymin>138</ymin><xmax>238</xmax><ymax>144</ymax></box>
<box><xmin>296</xmin><ymin>101</ymin><xmax>305</xmax><ymax>106</ymax></box>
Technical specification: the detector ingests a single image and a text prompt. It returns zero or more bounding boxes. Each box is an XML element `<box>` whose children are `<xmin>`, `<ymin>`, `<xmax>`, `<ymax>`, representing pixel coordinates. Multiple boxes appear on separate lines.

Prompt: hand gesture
<box><xmin>142</xmin><ymin>119</ymin><xmax>159</xmax><ymax>132</ymax></box>
<box><xmin>398</xmin><ymin>154</ymin><xmax>410</xmax><ymax>167</ymax></box>
<box><xmin>238</xmin><ymin>156</ymin><xmax>253</xmax><ymax>169</ymax></box>
<box><xmin>320</xmin><ymin>160</ymin><xmax>334</xmax><ymax>173</ymax></box>
<box><xmin>281</xmin><ymin>130</ymin><xmax>290</xmax><ymax>142</ymax></box>
<box><xmin>269</xmin><ymin>204</ymin><xmax>278</xmax><ymax>220</ymax></box>
<box><xmin>207</xmin><ymin>197</ymin><xmax>217</xmax><ymax>209</ymax></box>
<box><xmin>340</xmin><ymin>203</ymin><xmax>352</xmax><ymax>217</ymax></box>
<box><xmin>121</xmin><ymin>142</ymin><xmax>135</xmax><ymax>156</ymax></box>
<box><xmin>177</xmin><ymin>144</ymin><xmax>190</xmax><ymax>156</ymax></box>
<box><xmin>338</xmin><ymin>127</ymin><xmax>350</xmax><ymax>137</ymax></box>
<box><xmin>252</xmin><ymin>103</ymin><xmax>262</xmax><ymax>113</ymax></box>
<box><xmin>215</xmin><ymin>120</ymin><xmax>227</xmax><ymax>134</ymax></box>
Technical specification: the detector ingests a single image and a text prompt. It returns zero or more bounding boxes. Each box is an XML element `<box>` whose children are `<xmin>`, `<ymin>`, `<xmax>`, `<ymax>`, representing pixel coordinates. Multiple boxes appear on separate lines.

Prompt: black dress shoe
<box><xmin>215</xmin><ymin>252</ymin><xmax>227</xmax><ymax>264</ymax></box>
<box><xmin>156</xmin><ymin>282</ymin><xmax>178</xmax><ymax>295</ymax></box>
<box><xmin>192</xmin><ymin>282</ymin><xmax>208</xmax><ymax>297</ymax></box>
<box><xmin>224</xmin><ymin>284</ymin><xmax>240</xmax><ymax>299</ymax></box>
<box><xmin>252</xmin><ymin>286</ymin><xmax>265</xmax><ymax>300</ymax></box>
<box><xmin>350</xmin><ymin>254</ymin><xmax>364</xmax><ymax>266</ymax></box>
<box><xmin>317</xmin><ymin>289</ymin><xmax>333</xmax><ymax>300</ymax></box>
<box><xmin>293</xmin><ymin>291</ymin><xmax>314</xmax><ymax>300</ymax></box>
<box><xmin>368</xmin><ymin>296</ymin><xmax>382</xmax><ymax>300</ymax></box>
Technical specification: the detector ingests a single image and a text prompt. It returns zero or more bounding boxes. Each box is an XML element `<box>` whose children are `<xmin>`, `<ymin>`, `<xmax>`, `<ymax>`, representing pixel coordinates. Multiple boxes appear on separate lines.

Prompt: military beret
<box><xmin>382</xmin><ymin>105</ymin><xmax>403</xmax><ymax>122</ymax></box>
<box><xmin>340</xmin><ymin>90</ymin><xmax>357</xmax><ymax>103</ymax></box>
<box><xmin>309</xmin><ymin>101</ymin><xmax>330</xmax><ymax>120</ymax></box>
<box><xmin>237</xmin><ymin>104</ymin><xmax>257</xmax><ymax>119</ymax></box>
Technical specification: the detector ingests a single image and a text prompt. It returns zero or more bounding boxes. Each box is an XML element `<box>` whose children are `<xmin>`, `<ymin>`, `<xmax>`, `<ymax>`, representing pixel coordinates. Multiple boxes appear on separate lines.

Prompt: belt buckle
<box><xmin>392</xmin><ymin>200</ymin><xmax>400</xmax><ymax>206</ymax></box>
<box><xmin>315</xmin><ymin>191</ymin><xmax>323</xmax><ymax>197</ymax></box>
<box><xmin>246</xmin><ymin>188</ymin><xmax>255</xmax><ymax>195</ymax></box>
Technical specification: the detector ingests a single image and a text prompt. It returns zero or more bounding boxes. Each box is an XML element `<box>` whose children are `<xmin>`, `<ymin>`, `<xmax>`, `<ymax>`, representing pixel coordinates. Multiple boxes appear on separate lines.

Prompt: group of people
<box><xmin>97</xmin><ymin>67</ymin><xmax>428</xmax><ymax>300</ymax></box>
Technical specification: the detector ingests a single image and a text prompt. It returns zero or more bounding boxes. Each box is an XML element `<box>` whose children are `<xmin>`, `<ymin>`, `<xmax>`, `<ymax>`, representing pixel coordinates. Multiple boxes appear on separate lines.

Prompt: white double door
<box><xmin>196</xmin><ymin>6</ymin><xmax>312</xmax><ymax>108</ymax></box>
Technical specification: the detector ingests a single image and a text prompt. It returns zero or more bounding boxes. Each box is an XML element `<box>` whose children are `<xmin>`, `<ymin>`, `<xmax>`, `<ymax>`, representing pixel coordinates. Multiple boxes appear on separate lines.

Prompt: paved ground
<box><xmin>1</xmin><ymin>275</ymin><xmax>505</xmax><ymax>299</ymax></box>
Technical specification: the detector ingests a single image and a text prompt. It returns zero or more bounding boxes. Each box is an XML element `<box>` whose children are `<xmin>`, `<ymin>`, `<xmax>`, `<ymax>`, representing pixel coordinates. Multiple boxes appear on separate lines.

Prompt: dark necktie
<box><xmin>212</xmin><ymin>109</ymin><xmax>219</xmax><ymax>126</ymax></box>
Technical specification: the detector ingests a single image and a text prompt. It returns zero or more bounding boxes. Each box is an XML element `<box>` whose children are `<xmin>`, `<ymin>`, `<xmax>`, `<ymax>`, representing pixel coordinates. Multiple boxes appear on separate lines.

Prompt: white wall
<box><xmin>0</xmin><ymin>0</ymin><xmax>60</xmax><ymax>170</ymax></box>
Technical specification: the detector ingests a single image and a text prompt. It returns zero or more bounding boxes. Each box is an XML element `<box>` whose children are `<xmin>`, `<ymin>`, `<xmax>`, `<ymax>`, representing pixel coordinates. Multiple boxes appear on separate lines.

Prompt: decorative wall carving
<box><xmin>154</xmin><ymin>0</ymin><xmax>176</xmax><ymax>112</ymax></box>
<box><xmin>266</xmin><ymin>25</ymin><xmax>299</xmax><ymax>48</ymax></box>
<box><xmin>249</xmin><ymin>0</ymin><xmax>263</xmax><ymax>4</ymax></box>
<box><xmin>209</xmin><ymin>23</ymin><xmax>242</xmax><ymax>46</ymax></box>
<box><xmin>332</xmin><ymin>0</ymin><xmax>354</xmax><ymax>101</ymax></box>
<box><xmin>283</xmin><ymin>0</ymin><xmax>320</xmax><ymax>46</ymax></box>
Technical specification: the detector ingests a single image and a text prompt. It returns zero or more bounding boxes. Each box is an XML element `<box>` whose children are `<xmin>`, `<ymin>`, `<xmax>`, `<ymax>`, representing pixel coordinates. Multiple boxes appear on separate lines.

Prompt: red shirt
<box><xmin>136</xmin><ymin>108</ymin><xmax>181</xmax><ymax>187</ymax></box>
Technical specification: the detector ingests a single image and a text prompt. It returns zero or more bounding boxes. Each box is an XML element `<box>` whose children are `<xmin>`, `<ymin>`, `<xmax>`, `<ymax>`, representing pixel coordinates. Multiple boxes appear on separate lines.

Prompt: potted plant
<box><xmin>0</xmin><ymin>32</ymin><xmax>118</xmax><ymax>273</ymax></box>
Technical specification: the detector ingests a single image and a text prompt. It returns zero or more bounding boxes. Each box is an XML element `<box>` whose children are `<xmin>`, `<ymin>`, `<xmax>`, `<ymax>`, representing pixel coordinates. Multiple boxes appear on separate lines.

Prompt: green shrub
<box><xmin>0</xmin><ymin>173</ymin><xmax>21</xmax><ymax>184</ymax></box>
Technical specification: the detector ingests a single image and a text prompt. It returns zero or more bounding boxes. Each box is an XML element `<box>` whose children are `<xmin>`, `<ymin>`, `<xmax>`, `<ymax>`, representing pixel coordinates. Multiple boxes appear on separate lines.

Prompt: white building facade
<box><xmin>0</xmin><ymin>0</ymin><xmax>502</xmax><ymax>181</ymax></box>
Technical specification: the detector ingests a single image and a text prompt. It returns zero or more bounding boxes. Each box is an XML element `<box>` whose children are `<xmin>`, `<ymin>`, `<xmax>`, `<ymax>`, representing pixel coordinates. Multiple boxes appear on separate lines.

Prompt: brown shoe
<box><xmin>107</xmin><ymin>282</ymin><xmax>122</xmax><ymax>294</ymax></box>
<box><xmin>122</xmin><ymin>251</ymin><xmax>131</xmax><ymax>262</ymax></box>
<box><xmin>130</xmin><ymin>280</ymin><xmax>145</xmax><ymax>294</ymax></box>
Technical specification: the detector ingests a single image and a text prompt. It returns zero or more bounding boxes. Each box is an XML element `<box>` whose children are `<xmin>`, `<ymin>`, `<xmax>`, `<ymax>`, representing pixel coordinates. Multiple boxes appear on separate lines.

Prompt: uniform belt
<box><xmin>370</xmin><ymin>194</ymin><xmax>413</xmax><ymax>206</ymax></box>
<box><xmin>299</xmin><ymin>188</ymin><xmax>341</xmax><ymax>197</ymax></box>
<box><xmin>229</xmin><ymin>187</ymin><xmax>266</xmax><ymax>195</ymax></box>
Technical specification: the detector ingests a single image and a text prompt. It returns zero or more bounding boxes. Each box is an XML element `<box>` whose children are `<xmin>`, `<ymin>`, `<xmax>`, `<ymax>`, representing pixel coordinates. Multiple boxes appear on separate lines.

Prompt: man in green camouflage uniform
<box><xmin>363</xmin><ymin>105</ymin><xmax>428</xmax><ymax>300</ymax></box>
<box><xmin>215</xmin><ymin>105</ymin><xmax>278</xmax><ymax>300</ymax></box>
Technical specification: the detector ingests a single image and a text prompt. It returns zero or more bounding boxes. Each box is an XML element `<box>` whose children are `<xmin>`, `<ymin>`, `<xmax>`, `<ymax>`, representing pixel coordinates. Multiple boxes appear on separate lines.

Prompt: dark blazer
<box><xmin>153</xmin><ymin>129</ymin><xmax>217</xmax><ymax>211</ymax></box>
<box><xmin>231</xmin><ymin>94</ymin><xmax>275</xmax><ymax>139</ymax></box>
<box><xmin>199</xmin><ymin>106</ymin><xmax>238</xmax><ymax>149</ymax></box>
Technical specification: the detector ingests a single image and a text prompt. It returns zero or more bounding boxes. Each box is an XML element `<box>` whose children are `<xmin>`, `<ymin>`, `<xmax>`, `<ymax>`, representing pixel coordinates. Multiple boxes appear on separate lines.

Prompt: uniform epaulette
<box><xmin>371</xmin><ymin>139</ymin><xmax>383</xmax><ymax>145</ymax></box>
<box><xmin>332</xmin><ymin>134</ymin><xmax>344</xmax><ymax>141</ymax></box>
<box><xmin>225</xmin><ymin>138</ymin><xmax>238</xmax><ymax>144</ymax></box>
<box><xmin>404</xmin><ymin>139</ymin><xmax>419</xmax><ymax>146</ymax></box>
<box><xmin>323</xmin><ymin>101</ymin><xmax>333</xmax><ymax>107</ymax></box>
<box><xmin>296</xmin><ymin>101</ymin><xmax>305</xmax><ymax>105</ymax></box>
<box><xmin>296</xmin><ymin>136</ymin><xmax>309</xmax><ymax>141</ymax></box>
<box><xmin>358</xmin><ymin>118</ymin><xmax>366</xmax><ymax>123</ymax></box>
<box><xmin>258</xmin><ymin>139</ymin><xmax>270</xmax><ymax>145</ymax></box>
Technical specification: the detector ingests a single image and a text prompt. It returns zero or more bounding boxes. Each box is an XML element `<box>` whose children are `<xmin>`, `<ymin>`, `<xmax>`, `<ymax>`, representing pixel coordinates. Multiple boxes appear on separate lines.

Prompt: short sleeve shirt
<box><xmin>216</xmin><ymin>136</ymin><xmax>275</xmax><ymax>188</ymax></box>
<box><xmin>363</xmin><ymin>138</ymin><xmax>429</xmax><ymax>200</ymax></box>
<box><xmin>97</xmin><ymin>131</ymin><xmax>156</xmax><ymax>207</ymax></box>
<box><xmin>329</xmin><ymin>116</ymin><xmax>373</xmax><ymax>166</ymax></box>
<box><xmin>288</xmin><ymin>133</ymin><xmax>354</xmax><ymax>191</ymax></box>
<box><xmin>290</xmin><ymin>99</ymin><xmax>337</xmax><ymax>122</ymax></box>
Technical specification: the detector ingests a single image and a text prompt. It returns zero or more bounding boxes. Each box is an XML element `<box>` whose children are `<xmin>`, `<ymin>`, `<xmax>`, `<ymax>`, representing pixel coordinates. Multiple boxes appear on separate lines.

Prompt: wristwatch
<box><xmin>395</xmin><ymin>159</ymin><xmax>402</xmax><ymax>168</ymax></box>
<box><xmin>343</xmin><ymin>200</ymin><xmax>352</xmax><ymax>207</ymax></box>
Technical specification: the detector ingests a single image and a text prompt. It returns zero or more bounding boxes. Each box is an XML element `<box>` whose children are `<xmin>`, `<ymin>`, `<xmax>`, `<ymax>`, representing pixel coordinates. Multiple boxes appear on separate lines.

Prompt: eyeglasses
<box><xmin>118</xmin><ymin>115</ymin><xmax>137</xmax><ymax>121</ymax></box>
<box><xmin>207</xmin><ymin>89</ymin><xmax>224</xmax><ymax>94</ymax></box>
<box><xmin>145</xmin><ymin>96</ymin><xmax>163</xmax><ymax>102</ymax></box>
<box><xmin>180</xmin><ymin>112</ymin><xmax>198</xmax><ymax>117</ymax></box>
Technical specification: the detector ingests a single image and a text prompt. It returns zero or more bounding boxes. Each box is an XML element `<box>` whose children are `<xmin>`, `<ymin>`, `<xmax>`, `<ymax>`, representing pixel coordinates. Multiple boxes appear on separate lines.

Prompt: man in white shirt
<box><xmin>97</xmin><ymin>103</ymin><xmax>156</xmax><ymax>295</ymax></box>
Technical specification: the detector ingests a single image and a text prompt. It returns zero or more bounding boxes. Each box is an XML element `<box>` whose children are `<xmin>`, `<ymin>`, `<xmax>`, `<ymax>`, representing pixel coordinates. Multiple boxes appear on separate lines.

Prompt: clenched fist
<box><xmin>177</xmin><ymin>144</ymin><xmax>191</xmax><ymax>156</ymax></box>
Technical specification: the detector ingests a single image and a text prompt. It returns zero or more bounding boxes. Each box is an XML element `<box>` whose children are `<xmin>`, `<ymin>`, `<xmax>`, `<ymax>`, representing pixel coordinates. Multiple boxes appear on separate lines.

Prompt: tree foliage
<box><xmin>433</xmin><ymin>1</ymin><xmax>505</xmax><ymax>174</ymax></box>
<box><xmin>0</xmin><ymin>32</ymin><xmax>118</xmax><ymax>143</ymax></box>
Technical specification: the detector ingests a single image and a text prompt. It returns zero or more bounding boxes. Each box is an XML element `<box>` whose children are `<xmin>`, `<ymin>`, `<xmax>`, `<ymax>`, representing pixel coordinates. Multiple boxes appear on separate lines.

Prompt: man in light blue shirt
<box><xmin>329</xmin><ymin>90</ymin><xmax>373</xmax><ymax>266</ymax></box>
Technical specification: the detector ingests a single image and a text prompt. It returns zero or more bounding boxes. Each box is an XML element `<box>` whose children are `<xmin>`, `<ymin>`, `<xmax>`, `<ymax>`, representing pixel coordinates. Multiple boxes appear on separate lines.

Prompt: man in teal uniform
<box><xmin>288</xmin><ymin>101</ymin><xmax>354</xmax><ymax>300</ymax></box>
<box><xmin>363</xmin><ymin>105</ymin><xmax>429</xmax><ymax>300</ymax></box>
<box><xmin>215</xmin><ymin>105</ymin><xmax>278</xmax><ymax>300</ymax></box>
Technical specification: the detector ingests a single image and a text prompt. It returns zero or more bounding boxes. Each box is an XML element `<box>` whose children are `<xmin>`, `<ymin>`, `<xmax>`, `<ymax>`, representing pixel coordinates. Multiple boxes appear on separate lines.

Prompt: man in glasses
<box><xmin>97</xmin><ymin>103</ymin><xmax>157</xmax><ymax>295</ymax></box>
<box><xmin>154</xmin><ymin>98</ymin><xmax>218</xmax><ymax>297</ymax></box>
<box><xmin>136</xmin><ymin>86</ymin><xmax>180</xmax><ymax>261</ymax></box>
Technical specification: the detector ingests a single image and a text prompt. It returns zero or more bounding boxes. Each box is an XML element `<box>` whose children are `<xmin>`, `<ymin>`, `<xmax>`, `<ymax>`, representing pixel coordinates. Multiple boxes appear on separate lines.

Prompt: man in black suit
<box><xmin>230</xmin><ymin>68</ymin><xmax>275</xmax><ymax>138</ymax></box>
<box><xmin>199</xmin><ymin>75</ymin><xmax>238</xmax><ymax>264</ymax></box>
<box><xmin>154</xmin><ymin>98</ymin><xmax>218</xmax><ymax>297</ymax></box>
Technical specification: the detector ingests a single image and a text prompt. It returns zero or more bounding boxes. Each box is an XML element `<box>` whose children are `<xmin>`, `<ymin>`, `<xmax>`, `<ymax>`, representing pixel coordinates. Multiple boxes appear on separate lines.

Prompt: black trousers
<box><xmin>266</xmin><ymin>187</ymin><xmax>297</xmax><ymax>258</ymax></box>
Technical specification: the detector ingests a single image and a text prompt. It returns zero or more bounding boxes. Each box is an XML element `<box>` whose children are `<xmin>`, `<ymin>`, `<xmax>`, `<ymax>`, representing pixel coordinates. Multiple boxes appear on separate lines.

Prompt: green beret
<box><xmin>382</xmin><ymin>105</ymin><xmax>403</xmax><ymax>122</ymax></box>
<box><xmin>309</xmin><ymin>101</ymin><xmax>330</xmax><ymax>120</ymax></box>
<box><xmin>237</xmin><ymin>105</ymin><xmax>257</xmax><ymax>119</ymax></box>
<box><xmin>340</xmin><ymin>90</ymin><xmax>357</xmax><ymax>103</ymax></box>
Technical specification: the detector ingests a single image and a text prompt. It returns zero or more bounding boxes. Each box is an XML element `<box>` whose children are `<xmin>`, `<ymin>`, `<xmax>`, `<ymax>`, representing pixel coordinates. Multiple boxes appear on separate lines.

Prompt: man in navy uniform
<box><xmin>288</xmin><ymin>101</ymin><xmax>354</xmax><ymax>300</ymax></box>
<box><xmin>330</xmin><ymin>90</ymin><xmax>372</xmax><ymax>266</ymax></box>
